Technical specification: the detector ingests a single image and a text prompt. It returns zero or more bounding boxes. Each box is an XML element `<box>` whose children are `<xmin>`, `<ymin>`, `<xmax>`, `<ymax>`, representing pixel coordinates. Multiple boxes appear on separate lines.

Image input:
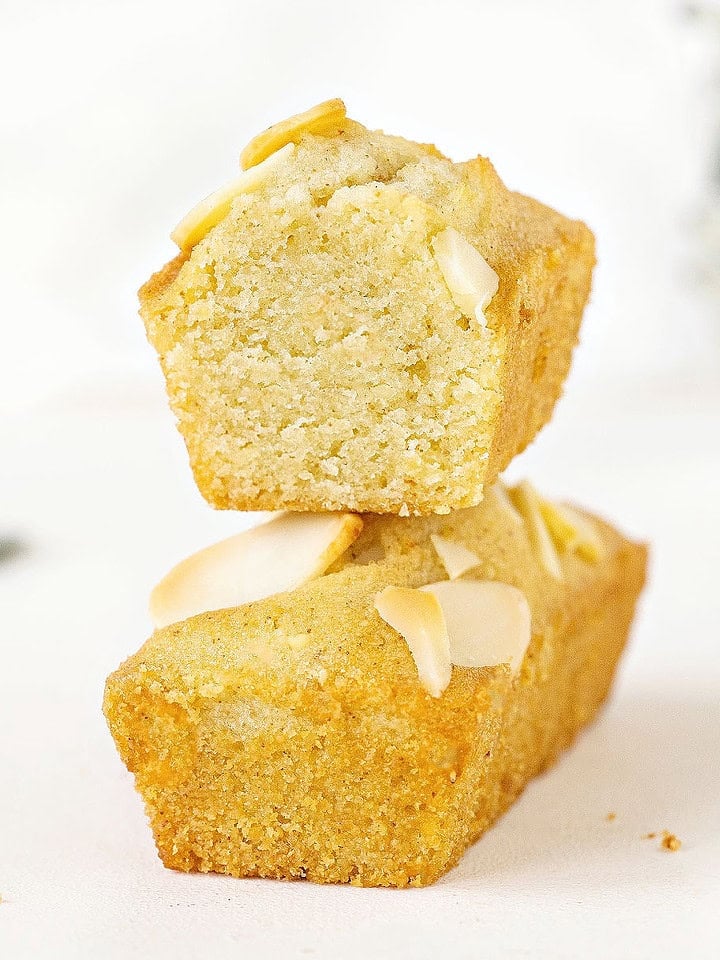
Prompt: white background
<box><xmin>1</xmin><ymin>1</ymin><xmax>719</xmax><ymax>957</ymax></box>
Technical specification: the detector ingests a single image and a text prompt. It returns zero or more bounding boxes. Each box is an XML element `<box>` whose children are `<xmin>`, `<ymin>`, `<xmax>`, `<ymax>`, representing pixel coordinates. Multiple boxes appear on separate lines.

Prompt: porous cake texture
<box><xmin>104</xmin><ymin>487</ymin><xmax>646</xmax><ymax>887</ymax></box>
<box><xmin>140</xmin><ymin>102</ymin><xmax>595</xmax><ymax>515</ymax></box>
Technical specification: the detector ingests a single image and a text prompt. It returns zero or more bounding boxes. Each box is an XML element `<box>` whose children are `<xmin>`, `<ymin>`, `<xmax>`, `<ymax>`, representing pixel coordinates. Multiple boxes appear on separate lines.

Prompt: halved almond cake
<box><xmin>140</xmin><ymin>100</ymin><xmax>595</xmax><ymax>515</ymax></box>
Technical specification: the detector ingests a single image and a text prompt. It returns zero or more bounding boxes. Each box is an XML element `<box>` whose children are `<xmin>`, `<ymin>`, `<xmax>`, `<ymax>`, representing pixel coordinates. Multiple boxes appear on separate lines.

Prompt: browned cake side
<box><xmin>104</xmin><ymin>492</ymin><xmax>646</xmax><ymax>886</ymax></box>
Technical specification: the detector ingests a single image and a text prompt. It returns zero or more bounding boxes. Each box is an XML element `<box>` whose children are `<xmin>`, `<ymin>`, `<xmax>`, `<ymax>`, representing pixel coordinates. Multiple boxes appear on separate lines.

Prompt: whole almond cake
<box><xmin>104</xmin><ymin>483</ymin><xmax>646</xmax><ymax>886</ymax></box>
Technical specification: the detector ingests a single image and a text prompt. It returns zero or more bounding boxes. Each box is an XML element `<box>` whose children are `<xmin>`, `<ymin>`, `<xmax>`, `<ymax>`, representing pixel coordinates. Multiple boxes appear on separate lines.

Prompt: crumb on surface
<box><xmin>605</xmin><ymin>812</ymin><xmax>617</xmax><ymax>821</ymax></box>
<box><xmin>661</xmin><ymin>830</ymin><xmax>682</xmax><ymax>852</ymax></box>
<box><xmin>642</xmin><ymin>830</ymin><xmax>681</xmax><ymax>851</ymax></box>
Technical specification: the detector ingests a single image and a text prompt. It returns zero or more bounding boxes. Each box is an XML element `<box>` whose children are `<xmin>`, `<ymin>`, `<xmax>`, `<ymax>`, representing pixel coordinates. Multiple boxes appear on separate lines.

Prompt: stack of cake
<box><xmin>104</xmin><ymin>100</ymin><xmax>647</xmax><ymax>887</ymax></box>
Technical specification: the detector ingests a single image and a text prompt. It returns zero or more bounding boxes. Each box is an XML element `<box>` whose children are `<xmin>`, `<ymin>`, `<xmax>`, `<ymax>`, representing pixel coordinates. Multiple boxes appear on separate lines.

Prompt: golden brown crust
<box><xmin>104</xmin><ymin>491</ymin><xmax>646</xmax><ymax>886</ymax></box>
<box><xmin>139</xmin><ymin>251</ymin><xmax>188</xmax><ymax>304</ymax></box>
<box><xmin>461</xmin><ymin>163</ymin><xmax>596</xmax><ymax>479</ymax></box>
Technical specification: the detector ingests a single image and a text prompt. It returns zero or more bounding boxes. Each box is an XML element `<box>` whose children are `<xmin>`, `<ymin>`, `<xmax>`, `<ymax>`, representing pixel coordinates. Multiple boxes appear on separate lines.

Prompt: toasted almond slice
<box><xmin>420</xmin><ymin>580</ymin><xmax>531</xmax><ymax>673</ymax></box>
<box><xmin>326</xmin><ymin>181</ymin><xmax>410</xmax><ymax>214</ymax></box>
<box><xmin>560</xmin><ymin>505</ymin><xmax>605</xmax><ymax>563</ymax></box>
<box><xmin>508</xmin><ymin>480</ymin><xmax>563</xmax><ymax>580</ymax></box>
<box><xmin>540</xmin><ymin>501</ymin><xmax>605</xmax><ymax>563</ymax></box>
<box><xmin>150</xmin><ymin>511</ymin><xmax>363</xmax><ymax>629</ymax></box>
<box><xmin>171</xmin><ymin>142</ymin><xmax>295</xmax><ymax>251</ymax></box>
<box><xmin>375</xmin><ymin>586</ymin><xmax>451</xmax><ymax>698</ymax></box>
<box><xmin>537</xmin><ymin>498</ymin><xmax>576</xmax><ymax>551</ymax></box>
<box><xmin>240</xmin><ymin>98</ymin><xmax>347</xmax><ymax>170</ymax></box>
<box><xmin>484</xmin><ymin>482</ymin><xmax>524</xmax><ymax>526</ymax></box>
<box><xmin>432</xmin><ymin>226</ymin><xmax>499</xmax><ymax>325</ymax></box>
<box><xmin>430</xmin><ymin>534</ymin><xmax>481</xmax><ymax>580</ymax></box>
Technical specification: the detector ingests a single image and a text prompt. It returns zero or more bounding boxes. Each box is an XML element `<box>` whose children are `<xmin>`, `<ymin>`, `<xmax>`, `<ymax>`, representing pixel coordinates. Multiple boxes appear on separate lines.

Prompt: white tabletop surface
<box><xmin>1</xmin><ymin>379</ymin><xmax>718</xmax><ymax>960</ymax></box>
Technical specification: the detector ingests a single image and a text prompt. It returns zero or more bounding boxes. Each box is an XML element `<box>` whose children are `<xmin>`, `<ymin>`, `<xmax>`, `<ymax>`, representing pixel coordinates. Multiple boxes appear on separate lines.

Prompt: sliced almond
<box><xmin>150</xmin><ymin>511</ymin><xmax>363</xmax><ymax>629</ymax></box>
<box><xmin>540</xmin><ymin>500</ymin><xmax>604</xmax><ymax>563</ymax></box>
<box><xmin>171</xmin><ymin>142</ymin><xmax>295</xmax><ymax>252</ymax></box>
<box><xmin>430</xmin><ymin>534</ymin><xmax>481</xmax><ymax>579</ymax></box>
<box><xmin>432</xmin><ymin>226</ymin><xmax>499</xmax><ymax>325</ymax></box>
<box><xmin>508</xmin><ymin>481</ymin><xmax>563</xmax><ymax>580</ymax></box>
<box><xmin>326</xmin><ymin>181</ymin><xmax>407</xmax><ymax>214</ymax></box>
<box><xmin>484</xmin><ymin>482</ymin><xmax>524</xmax><ymax>526</ymax></box>
<box><xmin>420</xmin><ymin>580</ymin><xmax>531</xmax><ymax>673</ymax></box>
<box><xmin>240</xmin><ymin>98</ymin><xmax>347</xmax><ymax>170</ymax></box>
<box><xmin>375</xmin><ymin>586</ymin><xmax>451</xmax><ymax>698</ymax></box>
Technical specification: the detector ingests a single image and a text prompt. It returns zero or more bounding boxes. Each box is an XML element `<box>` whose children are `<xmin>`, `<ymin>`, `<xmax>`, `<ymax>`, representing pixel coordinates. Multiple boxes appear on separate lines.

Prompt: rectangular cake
<box><xmin>104</xmin><ymin>483</ymin><xmax>646</xmax><ymax>886</ymax></box>
<box><xmin>139</xmin><ymin>100</ymin><xmax>595</xmax><ymax>515</ymax></box>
